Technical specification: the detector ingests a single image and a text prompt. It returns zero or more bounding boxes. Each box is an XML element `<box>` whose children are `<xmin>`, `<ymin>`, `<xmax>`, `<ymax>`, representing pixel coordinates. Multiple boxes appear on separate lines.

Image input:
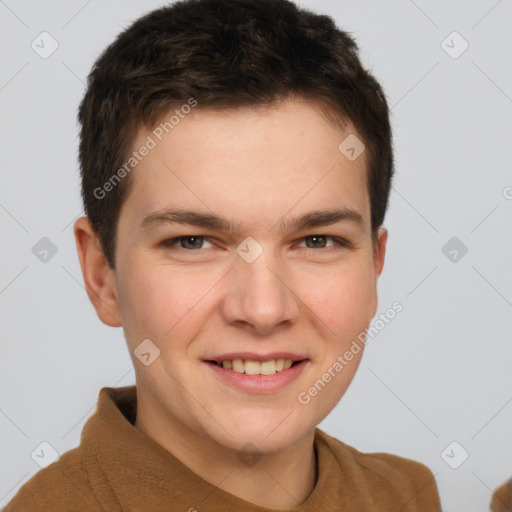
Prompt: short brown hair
<box><xmin>78</xmin><ymin>0</ymin><xmax>393</xmax><ymax>268</ymax></box>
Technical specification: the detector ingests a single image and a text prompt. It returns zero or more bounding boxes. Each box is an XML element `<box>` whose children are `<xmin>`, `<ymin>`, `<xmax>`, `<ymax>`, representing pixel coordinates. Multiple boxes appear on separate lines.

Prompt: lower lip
<box><xmin>204</xmin><ymin>360</ymin><xmax>308</xmax><ymax>393</ymax></box>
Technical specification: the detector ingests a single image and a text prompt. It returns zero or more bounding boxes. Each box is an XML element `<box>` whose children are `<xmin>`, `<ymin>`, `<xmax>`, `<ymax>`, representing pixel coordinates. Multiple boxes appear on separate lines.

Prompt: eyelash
<box><xmin>161</xmin><ymin>235</ymin><xmax>352</xmax><ymax>251</ymax></box>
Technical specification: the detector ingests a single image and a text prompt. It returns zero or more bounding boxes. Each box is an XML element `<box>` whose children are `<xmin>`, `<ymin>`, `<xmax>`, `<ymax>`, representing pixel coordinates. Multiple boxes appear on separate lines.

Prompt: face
<box><xmin>78</xmin><ymin>97</ymin><xmax>386</xmax><ymax>454</ymax></box>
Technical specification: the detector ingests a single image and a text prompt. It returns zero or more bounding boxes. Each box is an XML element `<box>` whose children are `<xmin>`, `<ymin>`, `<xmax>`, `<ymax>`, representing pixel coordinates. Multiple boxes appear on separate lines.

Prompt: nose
<box><xmin>220</xmin><ymin>248</ymin><xmax>300</xmax><ymax>335</ymax></box>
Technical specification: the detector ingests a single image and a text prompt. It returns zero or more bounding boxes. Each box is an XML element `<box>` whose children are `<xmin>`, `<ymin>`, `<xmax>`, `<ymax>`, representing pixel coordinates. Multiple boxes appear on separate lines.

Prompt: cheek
<box><xmin>116</xmin><ymin>262</ymin><xmax>225</xmax><ymax>340</ymax></box>
<box><xmin>297</xmin><ymin>259</ymin><xmax>376</xmax><ymax>337</ymax></box>
<box><xmin>116</xmin><ymin>252</ymin><xmax>376</xmax><ymax>346</ymax></box>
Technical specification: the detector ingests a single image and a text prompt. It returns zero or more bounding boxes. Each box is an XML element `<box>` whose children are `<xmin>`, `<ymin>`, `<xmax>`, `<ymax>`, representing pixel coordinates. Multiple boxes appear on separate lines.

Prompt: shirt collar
<box><xmin>79</xmin><ymin>385</ymin><xmax>345</xmax><ymax>510</ymax></box>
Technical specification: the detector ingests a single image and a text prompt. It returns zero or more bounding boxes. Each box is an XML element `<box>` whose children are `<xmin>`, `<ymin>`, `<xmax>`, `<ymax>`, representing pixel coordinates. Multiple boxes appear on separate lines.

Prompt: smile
<box><xmin>204</xmin><ymin>358</ymin><xmax>309</xmax><ymax>393</ymax></box>
<box><xmin>207</xmin><ymin>358</ymin><xmax>302</xmax><ymax>375</ymax></box>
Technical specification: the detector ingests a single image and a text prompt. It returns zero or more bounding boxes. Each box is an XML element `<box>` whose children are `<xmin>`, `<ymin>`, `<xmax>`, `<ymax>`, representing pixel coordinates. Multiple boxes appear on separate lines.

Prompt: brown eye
<box><xmin>300</xmin><ymin>235</ymin><xmax>350</xmax><ymax>249</ymax></box>
<box><xmin>180</xmin><ymin>236</ymin><xmax>204</xmax><ymax>249</ymax></box>
<box><xmin>304</xmin><ymin>235</ymin><xmax>328</xmax><ymax>249</ymax></box>
<box><xmin>162</xmin><ymin>236</ymin><xmax>214</xmax><ymax>250</ymax></box>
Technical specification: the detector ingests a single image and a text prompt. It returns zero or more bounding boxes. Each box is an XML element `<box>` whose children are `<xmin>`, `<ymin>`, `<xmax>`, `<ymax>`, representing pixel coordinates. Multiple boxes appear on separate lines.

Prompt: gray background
<box><xmin>1</xmin><ymin>1</ymin><xmax>511</xmax><ymax>510</ymax></box>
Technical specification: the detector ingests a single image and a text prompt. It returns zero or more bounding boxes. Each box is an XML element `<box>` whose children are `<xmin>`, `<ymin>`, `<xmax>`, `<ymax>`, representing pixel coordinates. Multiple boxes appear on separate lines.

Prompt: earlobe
<box><xmin>73</xmin><ymin>217</ymin><xmax>122</xmax><ymax>327</ymax></box>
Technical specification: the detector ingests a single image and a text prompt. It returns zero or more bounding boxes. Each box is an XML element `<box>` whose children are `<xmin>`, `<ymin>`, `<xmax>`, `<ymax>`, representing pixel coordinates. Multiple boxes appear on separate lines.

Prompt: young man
<box><xmin>5</xmin><ymin>0</ymin><xmax>441</xmax><ymax>510</ymax></box>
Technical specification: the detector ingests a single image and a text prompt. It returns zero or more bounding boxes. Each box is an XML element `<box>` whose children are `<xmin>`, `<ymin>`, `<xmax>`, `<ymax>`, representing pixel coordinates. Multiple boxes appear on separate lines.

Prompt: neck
<box><xmin>134</xmin><ymin>390</ymin><xmax>318</xmax><ymax>509</ymax></box>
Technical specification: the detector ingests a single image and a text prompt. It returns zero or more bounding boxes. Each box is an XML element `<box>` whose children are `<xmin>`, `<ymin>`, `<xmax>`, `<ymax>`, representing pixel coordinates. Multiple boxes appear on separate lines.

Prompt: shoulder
<box><xmin>4</xmin><ymin>447</ymin><xmax>101</xmax><ymax>512</ymax></box>
<box><xmin>316</xmin><ymin>429</ymin><xmax>441</xmax><ymax>510</ymax></box>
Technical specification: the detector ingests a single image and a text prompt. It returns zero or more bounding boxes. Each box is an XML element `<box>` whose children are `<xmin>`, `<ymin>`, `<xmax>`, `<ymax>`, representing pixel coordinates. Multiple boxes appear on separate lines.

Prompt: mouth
<box><xmin>205</xmin><ymin>357</ymin><xmax>307</xmax><ymax>376</ymax></box>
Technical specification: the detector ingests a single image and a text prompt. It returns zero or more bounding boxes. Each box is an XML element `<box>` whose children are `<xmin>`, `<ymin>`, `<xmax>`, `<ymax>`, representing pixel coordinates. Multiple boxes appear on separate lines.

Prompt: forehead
<box><xmin>121</xmin><ymin>98</ymin><xmax>370</xmax><ymax>230</ymax></box>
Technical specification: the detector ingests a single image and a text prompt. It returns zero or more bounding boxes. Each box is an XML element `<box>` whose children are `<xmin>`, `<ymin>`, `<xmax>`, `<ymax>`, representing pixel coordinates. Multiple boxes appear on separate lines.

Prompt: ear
<box><xmin>368</xmin><ymin>227</ymin><xmax>388</xmax><ymax>319</ymax></box>
<box><xmin>73</xmin><ymin>217</ymin><xmax>122</xmax><ymax>327</ymax></box>
<box><xmin>373</xmin><ymin>227</ymin><xmax>388</xmax><ymax>278</ymax></box>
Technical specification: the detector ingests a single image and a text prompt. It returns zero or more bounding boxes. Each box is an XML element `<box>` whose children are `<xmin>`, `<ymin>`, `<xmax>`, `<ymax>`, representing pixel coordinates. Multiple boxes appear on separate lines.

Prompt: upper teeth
<box><xmin>217</xmin><ymin>359</ymin><xmax>294</xmax><ymax>375</ymax></box>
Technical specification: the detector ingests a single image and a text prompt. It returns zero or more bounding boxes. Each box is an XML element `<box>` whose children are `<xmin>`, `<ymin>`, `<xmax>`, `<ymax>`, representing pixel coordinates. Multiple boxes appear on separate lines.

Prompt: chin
<box><xmin>204</xmin><ymin>412</ymin><xmax>314</xmax><ymax>455</ymax></box>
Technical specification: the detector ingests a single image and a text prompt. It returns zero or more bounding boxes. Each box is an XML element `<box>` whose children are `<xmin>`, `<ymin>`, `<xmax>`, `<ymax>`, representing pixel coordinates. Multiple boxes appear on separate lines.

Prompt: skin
<box><xmin>74</xmin><ymin>97</ymin><xmax>387</xmax><ymax>509</ymax></box>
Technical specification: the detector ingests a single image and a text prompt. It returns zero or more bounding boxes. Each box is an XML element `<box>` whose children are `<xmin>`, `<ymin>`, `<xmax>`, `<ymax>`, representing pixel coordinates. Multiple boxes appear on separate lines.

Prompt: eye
<box><xmin>160</xmin><ymin>235</ymin><xmax>351</xmax><ymax>252</ymax></box>
<box><xmin>298</xmin><ymin>235</ymin><xmax>350</xmax><ymax>249</ymax></box>
<box><xmin>161</xmin><ymin>236</ymin><xmax>214</xmax><ymax>250</ymax></box>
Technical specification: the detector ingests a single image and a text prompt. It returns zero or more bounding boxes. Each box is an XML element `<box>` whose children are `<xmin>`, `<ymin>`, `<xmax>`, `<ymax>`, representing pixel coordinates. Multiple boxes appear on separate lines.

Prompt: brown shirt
<box><xmin>5</xmin><ymin>386</ymin><xmax>441</xmax><ymax>511</ymax></box>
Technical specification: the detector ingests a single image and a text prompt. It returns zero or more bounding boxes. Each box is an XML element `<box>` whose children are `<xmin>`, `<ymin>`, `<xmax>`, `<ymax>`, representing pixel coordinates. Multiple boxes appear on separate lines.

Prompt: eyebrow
<box><xmin>139</xmin><ymin>207</ymin><xmax>365</xmax><ymax>234</ymax></box>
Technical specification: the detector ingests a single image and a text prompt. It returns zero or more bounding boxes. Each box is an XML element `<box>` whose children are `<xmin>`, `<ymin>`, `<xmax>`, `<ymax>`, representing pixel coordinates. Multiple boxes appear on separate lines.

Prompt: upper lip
<box><xmin>204</xmin><ymin>352</ymin><xmax>309</xmax><ymax>363</ymax></box>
